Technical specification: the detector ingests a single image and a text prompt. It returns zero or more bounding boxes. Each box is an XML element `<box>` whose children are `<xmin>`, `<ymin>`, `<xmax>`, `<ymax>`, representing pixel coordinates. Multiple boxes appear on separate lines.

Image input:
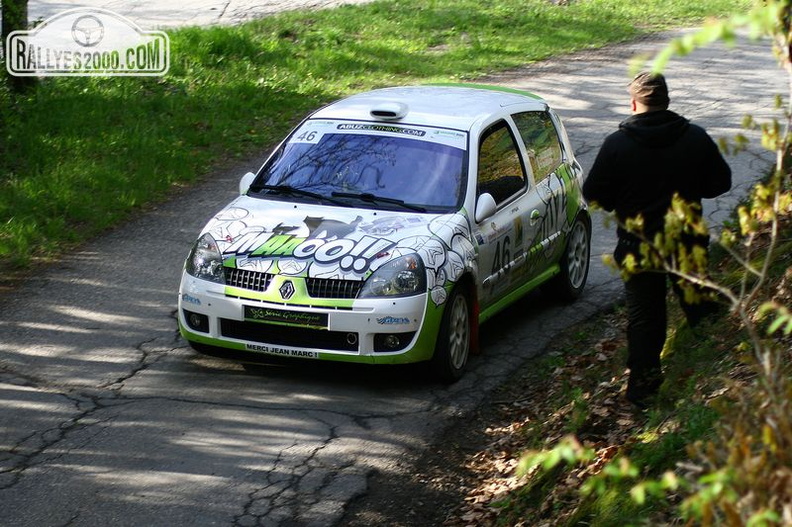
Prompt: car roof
<box><xmin>310</xmin><ymin>84</ymin><xmax>549</xmax><ymax>131</ymax></box>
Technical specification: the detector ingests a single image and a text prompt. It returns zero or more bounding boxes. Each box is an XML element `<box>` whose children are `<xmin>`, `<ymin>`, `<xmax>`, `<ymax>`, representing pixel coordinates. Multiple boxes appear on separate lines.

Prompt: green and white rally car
<box><xmin>178</xmin><ymin>84</ymin><xmax>590</xmax><ymax>381</ymax></box>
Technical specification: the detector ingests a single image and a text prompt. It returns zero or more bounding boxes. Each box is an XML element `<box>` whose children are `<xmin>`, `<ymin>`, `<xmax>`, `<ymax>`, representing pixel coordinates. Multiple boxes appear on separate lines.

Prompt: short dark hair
<box><xmin>629</xmin><ymin>72</ymin><xmax>670</xmax><ymax>109</ymax></box>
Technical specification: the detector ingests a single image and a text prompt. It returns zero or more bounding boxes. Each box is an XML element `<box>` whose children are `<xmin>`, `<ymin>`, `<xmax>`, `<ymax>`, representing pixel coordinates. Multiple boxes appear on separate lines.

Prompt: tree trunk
<box><xmin>2</xmin><ymin>0</ymin><xmax>36</xmax><ymax>93</ymax></box>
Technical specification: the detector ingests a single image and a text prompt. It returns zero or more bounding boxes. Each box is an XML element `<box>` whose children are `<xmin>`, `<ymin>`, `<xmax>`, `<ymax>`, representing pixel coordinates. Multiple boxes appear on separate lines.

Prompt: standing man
<box><xmin>582</xmin><ymin>72</ymin><xmax>732</xmax><ymax>408</ymax></box>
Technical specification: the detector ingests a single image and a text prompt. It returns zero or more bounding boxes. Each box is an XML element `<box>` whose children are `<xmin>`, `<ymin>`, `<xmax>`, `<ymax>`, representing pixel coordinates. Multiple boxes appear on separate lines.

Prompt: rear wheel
<box><xmin>550</xmin><ymin>215</ymin><xmax>591</xmax><ymax>301</ymax></box>
<box><xmin>431</xmin><ymin>287</ymin><xmax>471</xmax><ymax>383</ymax></box>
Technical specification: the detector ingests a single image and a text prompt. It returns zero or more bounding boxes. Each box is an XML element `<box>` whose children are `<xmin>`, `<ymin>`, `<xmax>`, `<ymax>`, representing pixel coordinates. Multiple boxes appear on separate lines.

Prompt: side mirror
<box><xmin>239</xmin><ymin>172</ymin><xmax>256</xmax><ymax>195</ymax></box>
<box><xmin>475</xmin><ymin>193</ymin><xmax>497</xmax><ymax>223</ymax></box>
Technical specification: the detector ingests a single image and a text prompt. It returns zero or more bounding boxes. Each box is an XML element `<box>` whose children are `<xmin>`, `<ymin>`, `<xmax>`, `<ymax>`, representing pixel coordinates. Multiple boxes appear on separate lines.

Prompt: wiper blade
<box><xmin>331</xmin><ymin>192</ymin><xmax>427</xmax><ymax>212</ymax></box>
<box><xmin>253</xmin><ymin>185</ymin><xmax>349</xmax><ymax>206</ymax></box>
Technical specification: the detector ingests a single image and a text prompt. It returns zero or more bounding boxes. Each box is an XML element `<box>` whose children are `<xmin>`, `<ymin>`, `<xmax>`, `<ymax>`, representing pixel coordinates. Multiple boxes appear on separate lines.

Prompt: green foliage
<box><xmin>565</xmin><ymin>387</ymin><xmax>591</xmax><ymax>434</ymax></box>
<box><xmin>680</xmin><ymin>343</ymin><xmax>792</xmax><ymax>525</ymax></box>
<box><xmin>513</xmin><ymin>1</ymin><xmax>792</xmax><ymax>525</ymax></box>
<box><xmin>519</xmin><ymin>435</ymin><xmax>596</xmax><ymax>476</ymax></box>
<box><xmin>610</xmin><ymin>1</ymin><xmax>792</xmax><ymax>524</ymax></box>
<box><xmin>759</xmin><ymin>302</ymin><xmax>792</xmax><ymax>335</ymax></box>
<box><xmin>0</xmin><ymin>0</ymin><xmax>750</xmax><ymax>270</ymax></box>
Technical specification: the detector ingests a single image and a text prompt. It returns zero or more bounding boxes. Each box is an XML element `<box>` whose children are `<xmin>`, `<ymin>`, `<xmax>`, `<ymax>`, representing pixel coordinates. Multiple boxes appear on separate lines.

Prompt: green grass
<box><xmin>480</xmin><ymin>208</ymin><xmax>792</xmax><ymax>527</ymax></box>
<box><xmin>575</xmin><ymin>312</ymin><xmax>735</xmax><ymax>525</ymax></box>
<box><xmin>489</xmin><ymin>309</ymin><xmax>746</xmax><ymax>526</ymax></box>
<box><xmin>0</xmin><ymin>0</ymin><xmax>749</xmax><ymax>269</ymax></box>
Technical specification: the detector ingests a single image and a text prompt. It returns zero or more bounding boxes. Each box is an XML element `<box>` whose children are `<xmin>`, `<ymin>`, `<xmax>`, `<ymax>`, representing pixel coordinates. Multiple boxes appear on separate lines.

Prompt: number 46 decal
<box><xmin>491</xmin><ymin>235</ymin><xmax>511</xmax><ymax>275</ymax></box>
<box><xmin>293</xmin><ymin>130</ymin><xmax>322</xmax><ymax>143</ymax></box>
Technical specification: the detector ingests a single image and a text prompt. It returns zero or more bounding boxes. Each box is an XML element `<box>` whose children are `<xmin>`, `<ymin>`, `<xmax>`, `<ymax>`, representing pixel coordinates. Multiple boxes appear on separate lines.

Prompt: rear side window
<box><xmin>512</xmin><ymin>111</ymin><xmax>562</xmax><ymax>182</ymax></box>
<box><xmin>477</xmin><ymin>121</ymin><xmax>527</xmax><ymax>205</ymax></box>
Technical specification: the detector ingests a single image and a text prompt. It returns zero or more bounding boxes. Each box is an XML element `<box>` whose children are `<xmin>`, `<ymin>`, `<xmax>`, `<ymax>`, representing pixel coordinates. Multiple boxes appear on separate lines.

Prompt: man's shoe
<box><xmin>626</xmin><ymin>369</ymin><xmax>663</xmax><ymax>409</ymax></box>
<box><xmin>625</xmin><ymin>390</ymin><xmax>654</xmax><ymax>409</ymax></box>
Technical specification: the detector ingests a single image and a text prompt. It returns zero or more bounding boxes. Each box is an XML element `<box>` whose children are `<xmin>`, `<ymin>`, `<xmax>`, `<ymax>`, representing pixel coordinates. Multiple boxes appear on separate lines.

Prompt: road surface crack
<box><xmin>0</xmin><ymin>392</ymin><xmax>114</xmax><ymax>490</ymax></box>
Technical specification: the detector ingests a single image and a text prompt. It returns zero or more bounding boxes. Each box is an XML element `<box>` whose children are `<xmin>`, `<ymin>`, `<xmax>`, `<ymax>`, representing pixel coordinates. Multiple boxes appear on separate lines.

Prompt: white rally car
<box><xmin>178</xmin><ymin>84</ymin><xmax>590</xmax><ymax>381</ymax></box>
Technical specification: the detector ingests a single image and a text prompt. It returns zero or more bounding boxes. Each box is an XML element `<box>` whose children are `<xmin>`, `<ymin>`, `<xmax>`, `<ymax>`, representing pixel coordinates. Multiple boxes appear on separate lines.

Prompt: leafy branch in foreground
<box><xmin>518</xmin><ymin>1</ymin><xmax>792</xmax><ymax>525</ymax></box>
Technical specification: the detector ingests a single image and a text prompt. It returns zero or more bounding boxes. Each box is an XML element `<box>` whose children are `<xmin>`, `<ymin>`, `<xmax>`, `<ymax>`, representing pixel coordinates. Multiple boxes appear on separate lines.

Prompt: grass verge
<box><xmin>439</xmin><ymin>218</ymin><xmax>791</xmax><ymax>526</ymax></box>
<box><xmin>0</xmin><ymin>0</ymin><xmax>748</xmax><ymax>273</ymax></box>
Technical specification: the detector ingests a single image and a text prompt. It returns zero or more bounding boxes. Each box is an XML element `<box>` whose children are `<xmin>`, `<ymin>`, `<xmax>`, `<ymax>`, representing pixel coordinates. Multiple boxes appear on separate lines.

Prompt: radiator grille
<box><xmin>225</xmin><ymin>268</ymin><xmax>273</xmax><ymax>292</ymax></box>
<box><xmin>225</xmin><ymin>268</ymin><xmax>363</xmax><ymax>299</ymax></box>
<box><xmin>305</xmin><ymin>277</ymin><xmax>363</xmax><ymax>299</ymax></box>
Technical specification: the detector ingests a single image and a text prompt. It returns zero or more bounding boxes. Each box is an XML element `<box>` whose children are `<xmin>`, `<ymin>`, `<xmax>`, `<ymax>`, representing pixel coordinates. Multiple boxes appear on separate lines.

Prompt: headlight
<box><xmin>358</xmin><ymin>254</ymin><xmax>426</xmax><ymax>298</ymax></box>
<box><xmin>185</xmin><ymin>233</ymin><xmax>225</xmax><ymax>284</ymax></box>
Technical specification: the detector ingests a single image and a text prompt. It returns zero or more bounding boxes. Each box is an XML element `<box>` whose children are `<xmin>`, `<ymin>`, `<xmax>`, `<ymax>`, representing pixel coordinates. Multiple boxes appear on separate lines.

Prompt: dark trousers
<box><xmin>617</xmin><ymin>238</ymin><xmax>717</xmax><ymax>378</ymax></box>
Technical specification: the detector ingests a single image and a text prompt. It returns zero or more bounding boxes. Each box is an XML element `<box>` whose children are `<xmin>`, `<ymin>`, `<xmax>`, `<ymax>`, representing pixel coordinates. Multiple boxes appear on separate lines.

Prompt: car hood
<box><xmin>203</xmin><ymin>196</ymin><xmax>476</xmax><ymax>289</ymax></box>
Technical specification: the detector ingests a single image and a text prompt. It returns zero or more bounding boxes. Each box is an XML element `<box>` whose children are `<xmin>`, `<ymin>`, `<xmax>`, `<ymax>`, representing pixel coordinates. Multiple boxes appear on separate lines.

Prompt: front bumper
<box><xmin>178</xmin><ymin>272</ymin><xmax>441</xmax><ymax>365</ymax></box>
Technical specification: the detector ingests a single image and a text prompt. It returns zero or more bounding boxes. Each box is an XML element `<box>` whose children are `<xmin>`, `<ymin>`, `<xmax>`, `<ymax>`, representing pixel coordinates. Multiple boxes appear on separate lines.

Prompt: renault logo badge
<box><xmin>279</xmin><ymin>281</ymin><xmax>295</xmax><ymax>300</ymax></box>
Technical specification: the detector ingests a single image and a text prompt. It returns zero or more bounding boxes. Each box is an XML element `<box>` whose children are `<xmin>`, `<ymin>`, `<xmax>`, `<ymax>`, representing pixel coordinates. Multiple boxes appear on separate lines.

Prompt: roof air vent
<box><xmin>370</xmin><ymin>102</ymin><xmax>408</xmax><ymax>121</ymax></box>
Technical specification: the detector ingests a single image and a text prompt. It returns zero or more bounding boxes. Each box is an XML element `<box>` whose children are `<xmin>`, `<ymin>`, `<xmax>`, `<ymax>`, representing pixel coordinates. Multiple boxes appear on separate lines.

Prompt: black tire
<box><xmin>431</xmin><ymin>287</ymin><xmax>472</xmax><ymax>383</ymax></box>
<box><xmin>549</xmin><ymin>214</ymin><xmax>591</xmax><ymax>301</ymax></box>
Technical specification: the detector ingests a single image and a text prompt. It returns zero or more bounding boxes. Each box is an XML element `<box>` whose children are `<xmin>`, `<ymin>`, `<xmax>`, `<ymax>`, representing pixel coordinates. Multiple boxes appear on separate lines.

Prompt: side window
<box><xmin>477</xmin><ymin>121</ymin><xmax>527</xmax><ymax>205</ymax></box>
<box><xmin>512</xmin><ymin>111</ymin><xmax>563</xmax><ymax>182</ymax></box>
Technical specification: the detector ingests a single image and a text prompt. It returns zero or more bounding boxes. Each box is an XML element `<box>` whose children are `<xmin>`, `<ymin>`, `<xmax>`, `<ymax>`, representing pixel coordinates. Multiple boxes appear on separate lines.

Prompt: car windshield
<box><xmin>251</xmin><ymin>120</ymin><xmax>468</xmax><ymax>212</ymax></box>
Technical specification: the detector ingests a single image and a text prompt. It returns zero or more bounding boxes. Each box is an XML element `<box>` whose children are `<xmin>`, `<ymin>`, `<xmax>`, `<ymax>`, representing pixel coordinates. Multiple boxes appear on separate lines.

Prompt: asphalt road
<box><xmin>0</xmin><ymin>7</ymin><xmax>783</xmax><ymax>527</ymax></box>
<box><xmin>23</xmin><ymin>0</ymin><xmax>378</xmax><ymax>27</ymax></box>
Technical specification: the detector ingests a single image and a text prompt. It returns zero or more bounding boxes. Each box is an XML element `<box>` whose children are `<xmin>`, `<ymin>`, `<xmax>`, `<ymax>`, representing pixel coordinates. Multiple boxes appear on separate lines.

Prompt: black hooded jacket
<box><xmin>583</xmin><ymin>110</ymin><xmax>732</xmax><ymax>242</ymax></box>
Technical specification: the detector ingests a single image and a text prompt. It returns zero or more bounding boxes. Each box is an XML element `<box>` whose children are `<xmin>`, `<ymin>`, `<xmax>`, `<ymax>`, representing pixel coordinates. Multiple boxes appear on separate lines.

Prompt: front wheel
<box><xmin>431</xmin><ymin>287</ymin><xmax>471</xmax><ymax>383</ymax></box>
<box><xmin>549</xmin><ymin>215</ymin><xmax>591</xmax><ymax>301</ymax></box>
